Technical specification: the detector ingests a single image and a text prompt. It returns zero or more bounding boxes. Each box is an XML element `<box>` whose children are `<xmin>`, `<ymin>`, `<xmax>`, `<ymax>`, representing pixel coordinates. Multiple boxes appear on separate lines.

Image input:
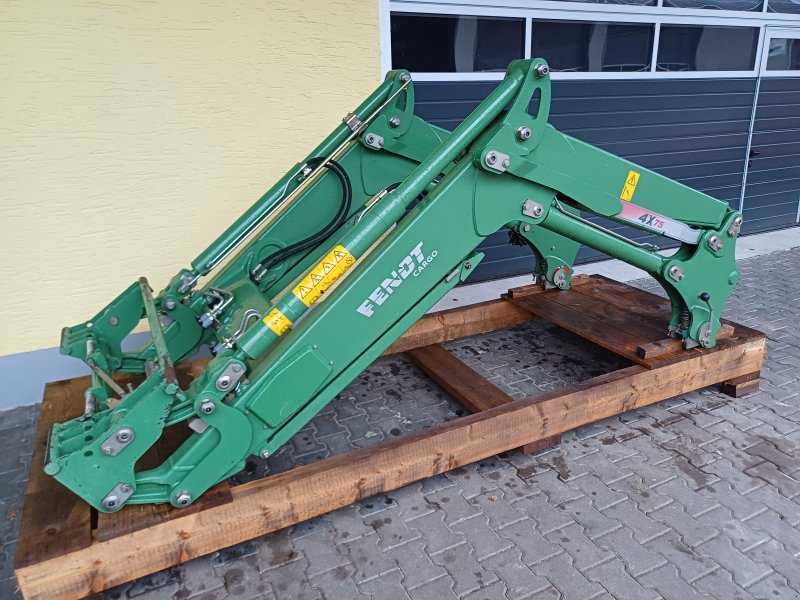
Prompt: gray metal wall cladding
<box><xmin>743</xmin><ymin>77</ymin><xmax>800</xmax><ymax>233</ymax></box>
<box><xmin>413</xmin><ymin>78</ymin><xmax>761</xmax><ymax>282</ymax></box>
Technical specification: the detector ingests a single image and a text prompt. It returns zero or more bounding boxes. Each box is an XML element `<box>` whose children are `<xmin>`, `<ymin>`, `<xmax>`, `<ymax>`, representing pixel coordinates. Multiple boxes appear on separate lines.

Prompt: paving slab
<box><xmin>2</xmin><ymin>247</ymin><xmax>800</xmax><ymax>599</ymax></box>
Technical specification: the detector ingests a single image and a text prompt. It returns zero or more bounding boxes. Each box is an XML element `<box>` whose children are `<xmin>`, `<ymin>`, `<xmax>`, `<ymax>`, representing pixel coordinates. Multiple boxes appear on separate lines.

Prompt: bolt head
<box><xmin>108</xmin><ymin>316</ymin><xmax>119</xmax><ymax>326</ymax></box>
<box><xmin>464</xmin><ymin>262</ymin><xmax>472</xmax><ymax>270</ymax></box>
<box><xmin>516</xmin><ymin>127</ymin><xmax>532</xmax><ymax>141</ymax></box>
<box><xmin>200</xmin><ymin>400</ymin><xmax>215</xmax><ymax>415</ymax></box>
<box><xmin>262</xmin><ymin>450</ymin><xmax>270</xmax><ymax>459</ymax></box>
<box><xmin>116</xmin><ymin>428</ymin><xmax>133</xmax><ymax>443</ymax></box>
<box><xmin>103</xmin><ymin>495</ymin><xmax>119</xmax><ymax>510</ymax></box>
<box><xmin>400</xmin><ymin>72</ymin><xmax>411</xmax><ymax>82</ymax></box>
<box><xmin>535</xmin><ymin>64</ymin><xmax>550</xmax><ymax>78</ymax></box>
<box><xmin>523</xmin><ymin>224</ymin><xmax>531</xmax><ymax>232</ymax></box>
<box><xmin>120</xmin><ymin>484</ymin><xmax>132</xmax><ymax>494</ymax></box>
<box><xmin>216</xmin><ymin>375</ymin><xmax>232</xmax><ymax>390</ymax></box>
<box><xmin>102</xmin><ymin>446</ymin><xmax>113</xmax><ymax>455</ymax></box>
<box><xmin>532</xmin><ymin>206</ymin><xmax>543</xmax><ymax>218</ymax></box>
<box><xmin>366</xmin><ymin>134</ymin><xmax>374</xmax><ymax>144</ymax></box>
<box><xmin>486</xmin><ymin>152</ymin><xmax>497</xmax><ymax>165</ymax></box>
<box><xmin>502</xmin><ymin>158</ymin><xmax>510</xmax><ymax>168</ymax></box>
<box><xmin>232</xmin><ymin>364</ymin><xmax>242</xmax><ymax>373</ymax></box>
<box><xmin>176</xmin><ymin>491</ymin><xmax>192</xmax><ymax>506</ymax></box>
<box><xmin>165</xmin><ymin>299</ymin><xmax>177</xmax><ymax>310</ymax></box>
<box><xmin>389</xmin><ymin>116</ymin><xmax>401</xmax><ymax>128</ymax></box>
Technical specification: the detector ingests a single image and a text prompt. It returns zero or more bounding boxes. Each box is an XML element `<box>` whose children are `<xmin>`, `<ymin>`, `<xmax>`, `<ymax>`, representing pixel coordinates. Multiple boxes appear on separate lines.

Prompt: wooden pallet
<box><xmin>14</xmin><ymin>275</ymin><xmax>766</xmax><ymax>599</ymax></box>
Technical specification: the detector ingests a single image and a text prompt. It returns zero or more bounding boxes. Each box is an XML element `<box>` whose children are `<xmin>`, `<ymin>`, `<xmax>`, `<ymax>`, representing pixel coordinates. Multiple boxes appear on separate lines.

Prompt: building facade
<box><xmin>1</xmin><ymin>1</ymin><xmax>798</xmax><ymax>407</ymax></box>
<box><xmin>382</xmin><ymin>0</ymin><xmax>800</xmax><ymax>281</ymax></box>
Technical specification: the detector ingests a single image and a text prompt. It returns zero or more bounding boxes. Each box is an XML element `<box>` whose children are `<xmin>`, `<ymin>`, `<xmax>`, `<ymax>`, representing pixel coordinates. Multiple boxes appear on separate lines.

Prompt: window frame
<box><xmin>760</xmin><ymin>26</ymin><xmax>800</xmax><ymax>74</ymax></box>
<box><xmin>380</xmin><ymin>0</ymin><xmax>800</xmax><ymax>80</ymax></box>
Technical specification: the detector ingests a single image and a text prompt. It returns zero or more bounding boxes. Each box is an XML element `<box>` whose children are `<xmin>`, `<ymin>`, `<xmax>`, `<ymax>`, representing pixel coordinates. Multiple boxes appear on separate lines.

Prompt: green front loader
<box><xmin>46</xmin><ymin>60</ymin><xmax>742</xmax><ymax>512</ymax></box>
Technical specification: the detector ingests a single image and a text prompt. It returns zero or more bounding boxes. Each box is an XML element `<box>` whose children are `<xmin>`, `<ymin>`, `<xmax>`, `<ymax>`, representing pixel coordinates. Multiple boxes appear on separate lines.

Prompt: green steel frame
<box><xmin>47</xmin><ymin>60</ymin><xmax>743</xmax><ymax>512</ymax></box>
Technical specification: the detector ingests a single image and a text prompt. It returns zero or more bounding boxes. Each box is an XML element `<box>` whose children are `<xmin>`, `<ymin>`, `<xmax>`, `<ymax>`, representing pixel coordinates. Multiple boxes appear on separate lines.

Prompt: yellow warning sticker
<box><xmin>620</xmin><ymin>170</ymin><xmax>640</xmax><ymax>202</ymax></box>
<box><xmin>263</xmin><ymin>307</ymin><xmax>292</xmax><ymax>336</ymax></box>
<box><xmin>292</xmin><ymin>245</ymin><xmax>356</xmax><ymax>308</ymax></box>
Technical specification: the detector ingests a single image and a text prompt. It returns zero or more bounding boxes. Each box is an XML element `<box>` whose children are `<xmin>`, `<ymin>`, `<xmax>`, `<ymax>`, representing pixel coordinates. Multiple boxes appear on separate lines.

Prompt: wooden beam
<box><xmin>383</xmin><ymin>298</ymin><xmax>534</xmax><ymax>355</ymax></box>
<box><xmin>405</xmin><ymin>344</ymin><xmax>513</xmax><ymax>413</ymax></box>
<box><xmin>405</xmin><ymin>344</ymin><xmax>561</xmax><ymax>454</ymax></box>
<box><xmin>15</xmin><ymin>330</ymin><xmax>765</xmax><ymax>599</ymax></box>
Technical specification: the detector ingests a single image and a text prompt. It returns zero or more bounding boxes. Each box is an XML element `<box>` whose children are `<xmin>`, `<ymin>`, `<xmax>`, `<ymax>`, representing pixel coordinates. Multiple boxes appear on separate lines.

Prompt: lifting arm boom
<box><xmin>47</xmin><ymin>60</ymin><xmax>742</xmax><ymax>512</ymax></box>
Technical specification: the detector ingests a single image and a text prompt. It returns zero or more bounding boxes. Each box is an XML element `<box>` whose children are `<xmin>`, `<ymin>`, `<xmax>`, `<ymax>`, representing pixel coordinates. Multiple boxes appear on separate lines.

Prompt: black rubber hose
<box><xmin>250</xmin><ymin>157</ymin><xmax>352</xmax><ymax>282</ymax></box>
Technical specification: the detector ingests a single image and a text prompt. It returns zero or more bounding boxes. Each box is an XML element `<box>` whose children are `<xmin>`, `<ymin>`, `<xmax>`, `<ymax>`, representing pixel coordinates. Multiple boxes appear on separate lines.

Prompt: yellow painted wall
<box><xmin>0</xmin><ymin>0</ymin><xmax>381</xmax><ymax>357</ymax></box>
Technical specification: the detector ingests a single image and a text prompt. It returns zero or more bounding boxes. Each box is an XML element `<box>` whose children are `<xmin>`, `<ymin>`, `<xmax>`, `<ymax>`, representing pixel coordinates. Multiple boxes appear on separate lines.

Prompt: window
<box><xmin>768</xmin><ymin>0</ymin><xmax>800</xmax><ymax>13</ymax></box>
<box><xmin>390</xmin><ymin>13</ymin><xmax>525</xmax><ymax>72</ymax></box>
<box><xmin>552</xmin><ymin>0</ymin><xmax>655</xmax><ymax>5</ymax></box>
<box><xmin>663</xmin><ymin>0</ymin><xmax>763</xmax><ymax>10</ymax></box>
<box><xmin>766</xmin><ymin>37</ymin><xmax>800</xmax><ymax>69</ymax></box>
<box><xmin>531</xmin><ymin>20</ymin><xmax>654</xmax><ymax>72</ymax></box>
<box><xmin>657</xmin><ymin>25</ymin><xmax>758</xmax><ymax>71</ymax></box>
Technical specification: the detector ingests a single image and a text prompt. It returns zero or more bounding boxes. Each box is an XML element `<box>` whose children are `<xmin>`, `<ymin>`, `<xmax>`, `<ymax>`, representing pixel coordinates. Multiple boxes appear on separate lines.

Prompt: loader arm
<box><xmin>47</xmin><ymin>60</ymin><xmax>742</xmax><ymax>512</ymax></box>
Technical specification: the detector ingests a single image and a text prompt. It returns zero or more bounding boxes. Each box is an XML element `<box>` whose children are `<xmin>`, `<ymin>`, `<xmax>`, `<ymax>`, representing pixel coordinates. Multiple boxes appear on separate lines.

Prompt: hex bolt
<box><xmin>502</xmin><ymin>158</ymin><xmax>510</xmax><ymax>168</ymax></box>
<box><xmin>200</xmin><ymin>399</ymin><xmax>215</xmax><ymax>415</ymax></box>
<box><xmin>262</xmin><ymin>450</ymin><xmax>270</xmax><ymax>459</ymax></box>
<box><xmin>486</xmin><ymin>152</ymin><xmax>497</xmax><ymax>165</ymax></box>
<box><xmin>120</xmin><ymin>483</ymin><xmax>132</xmax><ymax>494</ymax></box>
<box><xmin>366</xmin><ymin>134</ymin><xmax>375</xmax><ymax>145</ymax></box>
<box><xmin>532</xmin><ymin>204</ymin><xmax>543</xmax><ymax>218</ymax></box>
<box><xmin>103</xmin><ymin>495</ymin><xmax>119</xmax><ymax>510</ymax></box>
<box><xmin>165</xmin><ymin>299</ymin><xmax>177</xmax><ymax>310</ymax></box>
<box><xmin>115</xmin><ymin>428</ymin><xmax>134</xmax><ymax>444</ymax></box>
<box><xmin>378</xmin><ymin>138</ymin><xmax>384</xmax><ymax>147</ymax></box>
<box><xmin>389</xmin><ymin>116</ymin><xmax>401</xmax><ymax>128</ymax></box>
<box><xmin>216</xmin><ymin>375</ymin><xmax>232</xmax><ymax>390</ymax></box>
<box><xmin>232</xmin><ymin>364</ymin><xmax>242</xmax><ymax>374</ymax></box>
<box><xmin>516</xmin><ymin>127</ymin><xmax>532</xmax><ymax>141</ymax></box>
<box><xmin>102</xmin><ymin>446</ymin><xmax>113</xmax><ymax>455</ymax></box>
<box><xmin>523</xmin><ymin>224</ymin><xmax>531</xmax><ymax>232</ymax></box>
<box><xmin>400</xmin><ymin>72</ymin><xmax>411</xmax><ymax>82</ymax></box>
<box><xmin>176</xmin><ymin>491</ymin><xmax>192</xmax><ymax>506</ymax></box>
<box><xmin>535</xmin><ymin>63</ymin><xmax>550</xmax><ymax>78</ymax></box>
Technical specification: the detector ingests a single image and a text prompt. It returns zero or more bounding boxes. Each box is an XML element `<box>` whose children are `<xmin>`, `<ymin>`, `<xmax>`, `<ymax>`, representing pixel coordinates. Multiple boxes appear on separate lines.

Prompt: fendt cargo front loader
<box><xmin>47</xmin><ymin>60</ymin><xmax>743</xmax><ymax>512</ymax></box>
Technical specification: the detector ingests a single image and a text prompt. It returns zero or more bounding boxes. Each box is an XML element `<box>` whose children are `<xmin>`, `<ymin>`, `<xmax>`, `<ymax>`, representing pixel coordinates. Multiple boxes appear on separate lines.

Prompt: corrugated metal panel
<box><xmin>742</xmin><ymin>77</ymin><xmax>800</xmax><ymax>234</ymax></box>
<box><xmin>414</xmin><ymin>78</ymin><xmax>756</xmax><ymax>281</ymax></box>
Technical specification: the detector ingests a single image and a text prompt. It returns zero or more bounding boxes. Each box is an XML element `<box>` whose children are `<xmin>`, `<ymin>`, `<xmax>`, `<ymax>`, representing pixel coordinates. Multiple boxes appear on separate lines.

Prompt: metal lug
<box><xmin>102</xmin><ymin>482</ymin><xmax>134</xmax><ymax>511</ymax></box>
<box><xmin>727</xmin><ymin>216</ymin><xmax>743</xmax><ymax>237</ymax></box>
<box><xmin>100</xmin><ymin>427</ymin><xmax>135</xmax><ymax>456</ymax></box>
<box><xmin>668</xmin><ymin>265</ymin><xmax>685</xmax><ymax>282</ymax></box>
<box><xmin>484</xmin><ymin>150</ymin><xmax>510</xmax><ymax>173</ymax></box>
<box><xmin>522</xmin><ymin>200</ymin><xmax>544</xmax><ymax>219</ymax></box>
<box><xmin>364</xmin><ymin>133</ymin><xmax>384</xmax><ymax>150</ymax></box>
<box><xmin>215</xmin><ymin>362</ymin><xmax>245</xmax><ymax>392</ymax></box>
<box><xmin>707</xmin><ymin>235</ymin><xmax>724</xmax><ymax>252</ymax></box>
<box><xmin>188</xmin><ymin>417</ymin><xmax>210</xmax><ymax>434</ymax></box>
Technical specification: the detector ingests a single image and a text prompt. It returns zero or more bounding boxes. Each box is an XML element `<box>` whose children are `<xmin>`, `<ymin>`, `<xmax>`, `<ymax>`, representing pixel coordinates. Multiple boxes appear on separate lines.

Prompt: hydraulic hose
<box><xmin>250</xmin><ymin>157</ymin><xmax>352</xmax><ymax>282</ymax></box>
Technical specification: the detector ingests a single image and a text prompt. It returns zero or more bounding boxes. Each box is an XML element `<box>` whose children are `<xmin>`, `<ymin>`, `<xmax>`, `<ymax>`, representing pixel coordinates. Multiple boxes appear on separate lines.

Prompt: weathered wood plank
<box><xmin>384</xmin><ymin>298</ymin><xmax>534</xmax><ymax>355</ymax></box>
<box><xmin>15</xmin><ymin>329</ymin><xmax>766</xmax><ymax>599</ymax></box>
<box><xmin>406</xmin><ymin>344</ymin><xmax>513</xmax><ymax>413</ymax></box>
<box><xmin>15</xmin><ymin>379</ymin><xmax>93</xmax><ymax>569</ymax></box>
<box><xmin>636</xmin><ymin>324</ymin><xmax>734</xmax><ymax>360</ymax></box>
<box><xmin>406</xmin><ymin>344</ymin><xmax>561</xmax><ymax>454</ymax></box>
